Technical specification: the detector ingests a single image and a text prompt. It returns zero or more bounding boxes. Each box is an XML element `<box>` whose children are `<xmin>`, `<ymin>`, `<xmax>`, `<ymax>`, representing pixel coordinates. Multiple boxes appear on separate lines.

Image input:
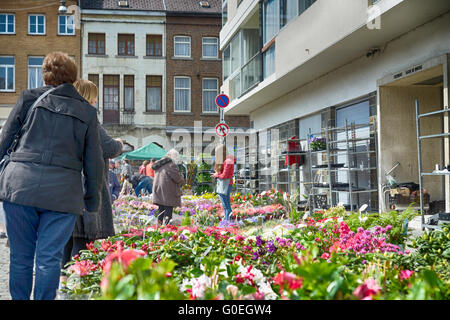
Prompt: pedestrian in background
<box><xmin>146</xmin><ymin>158</ymin><xmax>155</xmax><ymax>178</ymax></box>
<box><xmin>120</xmin><ymin>174</ymin><xmax>135</xmax><ymax>197</ymax></box>
<box><xmin>121</xmin><ymin>159</ymin><xmax>132</xmax><ymax>179</ymax></box>
<box><xmin>61</xmin><ymin>79</ymin><xmax>123</xmax><ymax>277</ymax></box>
<box><xmin>109</xmin><ymin>160</ymin><xmax>121</xmax><ymax>201</ymax></box>
<box><xmin>114</xmin><ymin>160</ymin><xmax>121</xmax><ymax>180</ymax></box>
<box><xmin>152</xmin><ymin>150</ymin><xmax>184</xmax><ymax>225</ymax></box>
<box><xmin>213</xmin><ymin>144</ymin><xmax>235</xmax><ymax>222</ymax></box>
<box><xmin>139</xmin><ymin>160</ymin><xmax>149</xmax><ymax>175</ymax></box>
<box><xmin>0</xmin><ymin>52</ymin><xmax>103</xmax><ymax>300</ymax></box>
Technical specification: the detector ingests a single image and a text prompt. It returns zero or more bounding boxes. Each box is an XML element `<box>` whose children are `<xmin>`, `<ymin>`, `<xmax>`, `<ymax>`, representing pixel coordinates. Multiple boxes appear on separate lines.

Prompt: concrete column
<box><xmin>444</xmin><ymin>54</ymin><xmax>450</xmax><ymax>212</ymax></box>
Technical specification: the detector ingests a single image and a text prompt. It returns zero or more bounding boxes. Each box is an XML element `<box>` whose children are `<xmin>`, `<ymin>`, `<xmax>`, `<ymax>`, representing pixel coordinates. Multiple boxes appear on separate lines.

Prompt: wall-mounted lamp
<box><xmin>58</xmin><ymin>0</ymin><xmax>67</xmax><ymax>14</ymax></box>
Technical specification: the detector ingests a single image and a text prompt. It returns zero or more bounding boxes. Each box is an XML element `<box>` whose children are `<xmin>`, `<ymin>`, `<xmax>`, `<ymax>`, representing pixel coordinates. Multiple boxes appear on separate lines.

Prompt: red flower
<box><xmin>71</xmin><ymin>260</ymin><xmax>96</xmax><ymax>276</ymax></box>
<box><xmin>86</xmin><ymin>242</ymin><xmax>95</xmax><ymax>250</ymax></box>
<box><xmin>353</xmin><ymin>278</ymin><xmax>380</xmax><ymax>300</ymax></box>
<box><xmin>321</xmin><ymin>252</ymin><xmax>330</xmax><ymax>260</ymax></box>
<box><xmin>102</xmin><ymin>249</ymin><xmax>146</xmax><ymax>275</ymax></box>
<box><xmin>399</xmin><ymin>270</ymin><xmax>414</xmax><ymax>281</ymax></box>
<box><xmin>273</xmin><ymin>271</ymin><xmax>303</xmax><ymax>293</ymax></box>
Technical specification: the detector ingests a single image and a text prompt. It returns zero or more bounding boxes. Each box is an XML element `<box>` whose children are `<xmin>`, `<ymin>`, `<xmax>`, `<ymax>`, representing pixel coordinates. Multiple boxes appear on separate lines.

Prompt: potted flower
<box><xmin>309</xmin><ymin>137</ymin><xmax>326</xmax><ymax>151</ymax></box>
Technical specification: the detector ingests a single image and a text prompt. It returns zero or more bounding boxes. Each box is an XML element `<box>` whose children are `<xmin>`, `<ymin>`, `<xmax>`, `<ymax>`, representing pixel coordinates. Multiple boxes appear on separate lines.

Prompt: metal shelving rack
<box><xmin>415</xmin><ymin>100</ymin><xmax>450</xmax><ymax>230</ymax></box>
<box><xmin>234</xmin><ymin>145</ymin><xmax>259</xmax><ymax>195</ymax></box>
<box><xmin>307</xmin><ymin>120</ymin><xmax>378</xmax><ymax>212</ymax></box>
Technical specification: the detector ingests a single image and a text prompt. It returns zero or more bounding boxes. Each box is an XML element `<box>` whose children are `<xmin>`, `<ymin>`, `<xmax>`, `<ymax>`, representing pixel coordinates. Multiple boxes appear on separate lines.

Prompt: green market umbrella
<box><xmin>120</xmin><ymin>142</ymin><xmax>167</xmax><ymax>161</ymax></box>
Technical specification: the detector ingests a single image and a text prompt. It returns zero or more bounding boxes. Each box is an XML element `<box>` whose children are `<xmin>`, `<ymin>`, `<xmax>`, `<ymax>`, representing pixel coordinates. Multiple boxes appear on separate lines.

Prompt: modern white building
<box><xmin>220</xmin><ymin>0</ymin><xmax>450</xmax><ymax>214</ymax></box>
<box><xmin>80</xmin><ymin>4</ymin><xmax>170</xmax><ymax>149</ymax></box>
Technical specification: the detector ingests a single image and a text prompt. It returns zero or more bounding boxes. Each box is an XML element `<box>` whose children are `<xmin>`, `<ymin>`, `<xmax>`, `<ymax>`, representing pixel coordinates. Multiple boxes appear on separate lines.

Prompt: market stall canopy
<box><xmin>120</xmin><ymin>142</ymin><xmax>167</xmax><ymax>161</ymax></box>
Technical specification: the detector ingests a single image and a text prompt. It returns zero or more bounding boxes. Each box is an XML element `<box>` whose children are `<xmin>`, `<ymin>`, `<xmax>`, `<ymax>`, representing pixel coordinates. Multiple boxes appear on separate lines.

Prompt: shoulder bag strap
<box><xmin>6</xmin><ymin>87</ymin><xmax>58</xmax><ymax>155</ymax></box>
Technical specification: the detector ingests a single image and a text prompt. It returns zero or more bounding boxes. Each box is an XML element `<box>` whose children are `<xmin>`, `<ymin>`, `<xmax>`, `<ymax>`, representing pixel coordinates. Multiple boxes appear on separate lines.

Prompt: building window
<box><xmin>281</xmin><ymin>0</ymin><xmax>298</xmax><ymax>26</ymax></box>
<box><xmin>123</xmin><ymin>75</ymin><xmax>134</xmax><ymax>111</ymax></box>
<box><xmin>174</xmin><ymin>77</ymin><xmax>190</xmax><ymax>112</ymax></box>
<box><xmin>29</xmin><ymin>14</ymin><xmax>45</xmax><ymax>35</ymax></box>
<box><xmin>58</xmin><ymin>15</ymin><xmax>75</xmax><ymax>35</ymax></box>
<box><xmin>146</xmin><ymin>76</ymin><xmax>162</xmax><ymax>112</ymax></box>
<box><xmin>118</xmin><ymin>34</ymin><xmax>135</xmax><ymax>56</ymax></box>
<box><xmin>88</xmin><ymin>33</ymin><xmax>105</xmax><ymax>55</ymax></box>
<box><xmin>0</xmin><ymin>14</ymin><xmax>14</xmax><ymax>34</ymax></box>
<box><xmin>88</xmin><ymin>74</ymin><xmax>99</xmax><ymax>109</ymax></box>
<box><xmin>174</xmin><ymin>36</ymin><xmax>191</xmax><ymax>58</ymax></box>
<box><xmin>222</xmin><ymin>0</ymin><xmax>228</xmax><ymax>27</ymax></box>
<box><xmin>146</xmin><ymin>35</ymin><xmax>162</xmax><ymax>57</ymax></box>
<box><xmin>263</xmin><ymin>43</ymin><xmax>275</xmax><ymax>78</ymax></box>
<box><xmin>202</xmin><ymin>37</ymin><xmax>219</xmax><ymax>59</ymax></box>
<box><xmin>28</xmin><ymin>57</ymin><xmax>44</xmax><ymax>89</ymax></box>
<box><xmin>263</xmin><ymin>0</ymin><xmax>280</xmax><ymax>45</ymax></box>
<box><xmin>103</xmin><ymin>75</ymin><xmax>119</xmax><ymax>110</ymax></box>
<box><xmin>202</xmin><ymin>78</ymin><xmax>218</xmax><ymax>113</ymax></box>
<box><xmin>298</xmin><ymin>0</ymin><xmax>316</xmax><ymax>15</ymax></box>
<box><xmin>0</xmin><ymin>56</ymin><xmax>14</xmax><ymax>92</ymax></box>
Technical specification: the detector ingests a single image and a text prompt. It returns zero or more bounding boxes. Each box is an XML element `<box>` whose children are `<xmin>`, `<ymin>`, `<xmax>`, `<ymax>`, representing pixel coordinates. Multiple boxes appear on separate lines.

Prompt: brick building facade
<box><xmin>165</xmin><ymin>14</ymin><xmax>249</xmax><ymax>129</ymax></box>
<box><xmin>0</xmin><ymin>0</ymin><xmax>80</xmax><ymax>126</ymax></box>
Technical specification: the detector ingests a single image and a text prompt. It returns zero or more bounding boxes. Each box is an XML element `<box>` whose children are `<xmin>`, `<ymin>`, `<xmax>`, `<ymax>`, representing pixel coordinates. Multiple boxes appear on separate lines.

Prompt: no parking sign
<box><xmin>215</xmin><ymin>94</ymin><xmax>230</xmax><ymax>109</ymax></box>
<box><xmin>215</xmin><ymin>122</ymin><xmax>229</xmax><ymax>138</ymax></box>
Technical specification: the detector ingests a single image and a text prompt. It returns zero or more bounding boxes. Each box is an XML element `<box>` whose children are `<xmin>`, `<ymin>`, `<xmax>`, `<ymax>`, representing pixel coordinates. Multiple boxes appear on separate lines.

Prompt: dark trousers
<box><xmin>61</xmin><ymin>236</ymin><xmax>90</xmax><ymax>268</ymax></box>
<box><xmin>157</xmin><ymin>205</ymin><xmax>173</xmax><ymax>224</ymax></box>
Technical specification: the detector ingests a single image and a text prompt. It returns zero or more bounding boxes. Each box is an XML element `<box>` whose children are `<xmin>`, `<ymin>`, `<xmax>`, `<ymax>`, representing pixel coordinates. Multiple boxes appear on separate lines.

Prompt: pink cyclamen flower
<box><xmin>399</xmin><ymin>270</ymin><xmax>414</xmax><ymax>281</ymax></box>
<box><xmin>321</xmin><ymin>252</ymin><xmax>330</xmax><ymax>260</ymax></box>
<box><xmin>353</xmin><ymin>278</ymin><xmax>381</xmax><ymax>300</ymax></box>
<box><xmin>70</xmin><ymin>260</ymin><xmax>95</xmax><ymax>276</ymax></box>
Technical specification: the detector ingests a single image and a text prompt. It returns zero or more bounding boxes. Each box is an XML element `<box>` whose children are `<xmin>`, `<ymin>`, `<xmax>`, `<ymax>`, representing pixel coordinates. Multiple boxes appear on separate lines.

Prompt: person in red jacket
<box><xmin>213</xmin><ymin>144</ymin><xmax>234</xmax><ymax>221</ymax></box>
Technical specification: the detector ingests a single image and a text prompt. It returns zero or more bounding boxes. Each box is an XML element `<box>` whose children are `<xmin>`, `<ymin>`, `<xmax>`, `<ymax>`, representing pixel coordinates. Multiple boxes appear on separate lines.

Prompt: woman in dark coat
<box><xmin>152</xmin><ymin>149</ymin><xmax>185</xmax><ymax>225</ymax></box>
<box><xmin>0</xmin><ymin>52</ymin><xmax>103</xmax><ymax>300</ymax></box>
<box><xmin>61</xmin><ymin>80</ymin><xmax>123</xmax><ymax>270</ymax></box>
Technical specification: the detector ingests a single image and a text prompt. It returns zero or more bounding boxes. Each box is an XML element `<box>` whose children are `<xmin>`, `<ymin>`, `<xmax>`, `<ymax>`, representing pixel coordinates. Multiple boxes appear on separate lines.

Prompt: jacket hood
<box><xmin>152</xmin><ymin>156</ymin><xmax>172</xmax><ymax>171</ymax></box>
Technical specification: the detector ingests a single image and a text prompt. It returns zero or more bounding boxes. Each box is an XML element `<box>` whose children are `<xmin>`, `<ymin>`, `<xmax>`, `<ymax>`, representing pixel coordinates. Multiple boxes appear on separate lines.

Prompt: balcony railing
<box><xmin>229</xmin><ymin>52</ymin><xmax>262</xmax><ymax>100</ymax></box>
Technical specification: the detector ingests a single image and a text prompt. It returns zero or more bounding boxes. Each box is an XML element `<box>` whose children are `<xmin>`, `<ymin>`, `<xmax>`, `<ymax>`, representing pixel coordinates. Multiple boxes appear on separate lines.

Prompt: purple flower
<box><xmin>256</xmin><ymin>236</ymin><xmax>264</xmax><ymax>247</ymax></box>
<box><xmin>266</xmin><ymin>241</ymin><xmax>277</xmax><ymax>254</ymax></box>
<box><xmin>385</xmin><ymin>225</ymin><xmax>393</xmax><ymax>231</ymax></box>
<box><xmin>179</xmin><ymin>234</ymin><xmax>187</xmax><ymax>241</ymax></box>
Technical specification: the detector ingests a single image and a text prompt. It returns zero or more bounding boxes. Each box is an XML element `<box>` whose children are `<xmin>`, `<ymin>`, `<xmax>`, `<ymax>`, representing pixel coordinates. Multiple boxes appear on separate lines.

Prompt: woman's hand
<box><xmin>115</xmin><ymin>138</ymin><xmax>124</xmax><ymax>147</ymax></box>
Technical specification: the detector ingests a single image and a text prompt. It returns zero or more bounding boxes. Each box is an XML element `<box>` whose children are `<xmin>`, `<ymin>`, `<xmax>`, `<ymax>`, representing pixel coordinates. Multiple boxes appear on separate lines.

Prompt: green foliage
<box><xmin>99</xmin><ymin>258</ymin><xmax>187</xmax><ymax>300</ymax></box>
<box><xmin>181</xmin><ymin>212</ymin><xmax>192</xmax><ymax>226</ymax></box>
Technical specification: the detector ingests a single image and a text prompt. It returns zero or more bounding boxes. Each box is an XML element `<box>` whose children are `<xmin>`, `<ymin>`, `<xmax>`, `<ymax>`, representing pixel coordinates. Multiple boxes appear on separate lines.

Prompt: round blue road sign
<box><xmin>215</xmin><ymin>94</ymin><xmax>230</xmax><ymax>108</ymax></box>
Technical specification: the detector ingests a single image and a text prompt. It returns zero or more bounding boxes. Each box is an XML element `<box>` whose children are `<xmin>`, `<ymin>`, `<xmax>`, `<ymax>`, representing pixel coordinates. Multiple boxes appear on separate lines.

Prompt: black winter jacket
<box><xmin>72</xmin><ymin>125</ymin><xmax>122</xmax><ymax>239</ymax></box>
<box><xmin>0</xmin><ymin>84</ymin><xmax>103</xmax><ymax>215</ymax></box>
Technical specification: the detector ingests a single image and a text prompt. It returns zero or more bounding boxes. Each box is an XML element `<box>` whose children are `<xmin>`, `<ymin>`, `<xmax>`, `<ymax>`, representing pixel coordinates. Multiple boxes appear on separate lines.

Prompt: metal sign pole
<box><xmin>220</xmin><ymin>108</ymin><xmax>225</xmax><ymax>144</ymax></box>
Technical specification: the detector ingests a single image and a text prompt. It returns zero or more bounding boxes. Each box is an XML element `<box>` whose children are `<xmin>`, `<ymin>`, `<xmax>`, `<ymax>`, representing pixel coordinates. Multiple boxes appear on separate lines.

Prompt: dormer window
<box><xmin>199</xmin><ymin>1</ymin><xmax>210</xmax><ymax>8</ymax></box>
<box><xmin>118</xmin><ymin>1</ymin><xmax>129</xmax><ymax>7</ymax></box>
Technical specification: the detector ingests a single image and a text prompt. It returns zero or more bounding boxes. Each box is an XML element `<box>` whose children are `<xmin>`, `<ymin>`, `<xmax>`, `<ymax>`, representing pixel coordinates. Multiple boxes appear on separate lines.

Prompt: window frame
<box><xmin>173</xmin><ymin>36</ymin><xmax>191</xmax><ymax>58</ymax></box>
<box><xmin>146</xmin><ymin>34</ymin><xmax>163</xmax><ymax>57</ymax></box>
<box><xmin>0</xmin><ymin>56</ymin><xmax>15</xmax><ymax>92</ymax></box>
<box><xmin>173</xmin><ymin>76</ymin><xmax>191</xmax><ymax>113</ymax></box>
<box><xmin>58</xmin><ymin>15</ymin><xmax>75</xmax><ymax>36</ymax></box>
<box><xmin>88</xmin><ymin>33</ymin><xmax>106</xmax><ymax>55</ymax></box>
<box><xmin>202</xmin><ymin>37</ymin><xmax>219</xmax><ymax>59</ymax></box>
<box><xmin>0</xmin><ymin>13</ymin><xmax>15</xmax><ymax>34</ymax></box>
<box><xmin>28</xmin><ymin>14</ymin><xmax>45</xmax><ymax>35</ymax></box>
<box><xmin>123</xmin><ymin>75</ymin><xmax>135</xmax><ymax>112</ymax></box>
<box><xmin>146</xmin><ymin>75</ymin><xmax>162</xmax><ymax>112</ymax></box>
<box><xmin>202</xmin><ymin>78</ymin><xmax>219</xmax><ymax>114</ymax></box>
<box><xmin>103</xmin><ymin>75</ymin><xmax>120</xmax><ymax>111</ymax></box>
<box><xmin>118</xmin><ymin>33</ymin><xmax>135</xmax><ymax>56</ymax></box>
<box><xmin>27</xmin><ymin>56</ymin><xmax>44</xmax><ymax>90</ymax></box>
<box><xmin>87</xmin><ymin>74</ymin><xmax>99</xmax><ymax>110</ymax></box>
